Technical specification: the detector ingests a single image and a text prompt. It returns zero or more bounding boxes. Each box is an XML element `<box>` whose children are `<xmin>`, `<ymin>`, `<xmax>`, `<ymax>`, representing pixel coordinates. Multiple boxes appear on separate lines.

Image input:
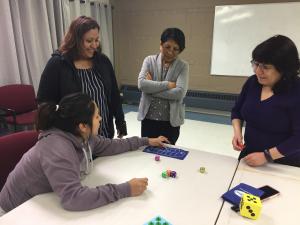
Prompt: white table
<box><xmin>216</xmin><ymin>161</ymin><xmax>300</xmax><ymax>225</ymax></box>
<box><xmin>0</xmin><ymin>147</ymin><xmax>238</xmax><ymax>225</ymax></box>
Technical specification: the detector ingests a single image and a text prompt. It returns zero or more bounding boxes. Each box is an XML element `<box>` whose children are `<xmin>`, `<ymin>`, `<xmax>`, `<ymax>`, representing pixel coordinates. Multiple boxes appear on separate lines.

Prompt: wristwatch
<box><xmin>264</xmin><ymin>149</ymin><xmax>274</xmax><ymax>163</ymax></box>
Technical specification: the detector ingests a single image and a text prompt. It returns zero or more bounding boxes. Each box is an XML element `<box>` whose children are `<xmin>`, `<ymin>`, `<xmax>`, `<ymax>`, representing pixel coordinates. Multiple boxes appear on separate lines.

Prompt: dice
<box><xmin>166</xmin><ymin>170</ymin><xmax>172</xmax><ymax>176</ymax></box>
<box><xmin>170</xmin><ymin>171</ymin><xmax>177</xmax><ymax>178</ymax></box>
<box><xmin>155</xmin><ymin>155</ymin><xmax>160</xmax><ymax>161</ymax></box>
<box><xmin>240</xmin><ymin>193</ymin><xmax>262</xmax><ymax>220</ymax></box>
<box><xmin>161</xmin><ymin>170</ymin><xmax>177</xmax><ymax>178</ymax></box>
<box><xmin>199</xmin><ymin>167</ymin><xmax>206</xmax><ymax>173</ymax></box>
<box><xmin>162</xmin><ymin>171</ymin><xmax>168</xmax><ymax>178</ymax></box>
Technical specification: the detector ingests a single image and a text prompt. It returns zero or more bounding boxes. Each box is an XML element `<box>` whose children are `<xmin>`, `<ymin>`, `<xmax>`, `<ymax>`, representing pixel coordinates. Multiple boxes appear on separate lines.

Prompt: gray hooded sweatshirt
<box><xmin>0</xmin><ymin>129</ymin><xmax>148</xmax><ymax>212</ymax></box>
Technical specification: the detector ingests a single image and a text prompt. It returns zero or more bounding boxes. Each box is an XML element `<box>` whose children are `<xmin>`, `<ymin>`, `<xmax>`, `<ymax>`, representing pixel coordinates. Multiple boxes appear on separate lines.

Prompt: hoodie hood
<box><xmin>51</xmin><ymin>49</ymin><xmax>100</xmax><ymax>65</ymax></box>
<box><xmin>39</xmin><ymin>128</ymin><xmax>94</xmax><ymax>177</ymax></box>
<box><xmin>51</xmin><ymin>50</ymin><xmax>75</xmax><ymax>69</ymax></box>
<box><xmin>38</xmin><ymin>128</ymin><xmax>84</xmax><ymax>151</ymax></box>
<box><xmin>51</xmin><ymin>50</ymin><xmax>62</xmax><ymax>57</ymax></box>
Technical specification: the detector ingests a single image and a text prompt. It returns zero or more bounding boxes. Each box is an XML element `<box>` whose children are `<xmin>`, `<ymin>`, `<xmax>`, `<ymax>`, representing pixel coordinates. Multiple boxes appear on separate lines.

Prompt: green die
<box><xmin>162</xmin><ymin>171</ymin><xmax>168</xmax><ymax>178</ymax></box>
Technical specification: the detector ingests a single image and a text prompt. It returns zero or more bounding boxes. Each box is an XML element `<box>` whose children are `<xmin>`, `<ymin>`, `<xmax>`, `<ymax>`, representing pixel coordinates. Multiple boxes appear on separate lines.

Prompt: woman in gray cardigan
<box><xmin>138</xmin><ymin>28</ymin><xmax>189</xmax><ymax>144</ymax></box>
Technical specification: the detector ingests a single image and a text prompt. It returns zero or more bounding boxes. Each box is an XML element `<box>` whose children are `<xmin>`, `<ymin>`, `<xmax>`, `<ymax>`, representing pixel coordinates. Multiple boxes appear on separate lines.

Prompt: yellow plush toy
<box><xmin>240</xmin><ymin>193</ymin><xmax>262</xmax><ymax>220</ymax></box>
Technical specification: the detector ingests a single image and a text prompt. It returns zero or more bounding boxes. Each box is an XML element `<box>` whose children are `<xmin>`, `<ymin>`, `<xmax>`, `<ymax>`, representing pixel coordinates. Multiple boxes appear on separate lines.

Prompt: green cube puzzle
<box><xmin>143</xmin><ymin>215</ymin><xmax>172</xmax><ymax>225</ymax></box>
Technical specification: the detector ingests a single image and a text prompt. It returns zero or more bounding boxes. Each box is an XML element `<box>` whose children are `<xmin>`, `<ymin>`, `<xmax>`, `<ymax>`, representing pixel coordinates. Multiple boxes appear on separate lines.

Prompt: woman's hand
<box><xmin>146</xmin><ymin>72</ymin><xmax>152</xmax><ymax>80</ymax></box>
<box><xmin>117</xmin><ymin>121</ymin><xmax>127</xmax><ymax>138</ymax></box>
<box><xmin>117</xmin><ymin>130</ymin><xmax>124</xmax><ymax>139</ymax></box>
<box><xmin>148</xmin><ymin>136</ymin><xmax>169</xmax><ymax>147</ymax></box>
<box><xmin>232</xmin><ymin>119</ymin><xmax>244</xmax><ymax>151</ymax></box>
<box><xmin>128</xmin><ymin>178</ymin><xmax>148</xmax><ymax>196</ymax></box>
<box><xmin>167</xmin><ymin>82</ymin><xmax>176</xmax><ymax>89</ymax></box>
<box><xmin>244</xmin><ymin>152</ymin><xmax>267</xmax><ymax>167</ymax></box>
<box><xmin>232</xmin><ymin>133</ymin><xmax>245</xmax><ymax>151</ymax></box>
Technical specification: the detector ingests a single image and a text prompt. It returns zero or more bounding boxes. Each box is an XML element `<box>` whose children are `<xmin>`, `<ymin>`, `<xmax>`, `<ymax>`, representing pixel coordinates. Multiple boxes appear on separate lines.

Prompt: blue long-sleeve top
<box><xmin>231</xmin><ymin>75</ymin><xmax>300</xmax><ymax>166</ymax></box>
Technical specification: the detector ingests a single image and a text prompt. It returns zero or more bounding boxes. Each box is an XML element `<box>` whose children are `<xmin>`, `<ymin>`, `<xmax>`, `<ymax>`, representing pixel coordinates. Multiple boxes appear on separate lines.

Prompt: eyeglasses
<box><xmin>162</xmin><ymin>44</ymin><xmax>180</xmax><ymax>54</ymax></box>
<box><xmin>251</xmin><ymin>60</ymin><xmax>273</xmax><ymax>71</ymax></box>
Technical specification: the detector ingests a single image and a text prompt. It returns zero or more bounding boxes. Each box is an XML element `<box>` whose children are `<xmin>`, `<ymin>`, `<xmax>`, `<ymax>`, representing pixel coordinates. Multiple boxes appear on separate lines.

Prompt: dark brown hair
<box><xmin>252</xmin><ymin>35</ymin><xmax>300</xmax><ymax>94</ymax></box>
<box><xmin>59</xmin><ymin>16</ymin><xmax>100</xmax><ymax>60</ymax></box>
<box><xmin>161</xmin><ymin>28</ymin><xmax>185</xmax><ymax>52</ymax></box>
<box><xmin>35</xmin><ymin>93</ymin><xmax>95</xmax><ymax>137</ymax></box>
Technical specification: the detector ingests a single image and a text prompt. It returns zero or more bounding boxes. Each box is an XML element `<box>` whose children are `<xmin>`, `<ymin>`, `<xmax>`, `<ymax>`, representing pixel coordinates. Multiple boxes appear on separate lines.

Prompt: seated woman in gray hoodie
<box><xmin>0</xmin><ymin>93</ymin><xmax>168</xmax><ymax>215</ymax></box>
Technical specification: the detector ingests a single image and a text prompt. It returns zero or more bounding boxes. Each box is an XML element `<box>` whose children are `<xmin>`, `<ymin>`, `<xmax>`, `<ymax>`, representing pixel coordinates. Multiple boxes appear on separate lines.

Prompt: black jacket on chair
<box><xmin>37</xmin><ymin>51</ymin><xmax>127</xmax><ymax>138</ymax></box>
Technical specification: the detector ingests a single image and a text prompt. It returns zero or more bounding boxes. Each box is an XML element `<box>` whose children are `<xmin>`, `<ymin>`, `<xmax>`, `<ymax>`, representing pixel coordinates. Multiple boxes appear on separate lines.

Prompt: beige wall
<box><xmin>112</xmin><ymin>0</ymin><xmax>297</xmax><ymax>94</ymax></box>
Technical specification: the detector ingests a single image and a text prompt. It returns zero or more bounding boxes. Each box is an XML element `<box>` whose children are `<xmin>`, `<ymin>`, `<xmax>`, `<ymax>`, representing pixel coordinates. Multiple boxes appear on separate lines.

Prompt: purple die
<box><xmin>155</xmin><ymin>155</ymin><xmax>160</xmax><ymax>161</ymax></box>
<box><xmin>170</xmin><ymin>171</ymin><xmax>176</xmax><ymax>178</ymax></box>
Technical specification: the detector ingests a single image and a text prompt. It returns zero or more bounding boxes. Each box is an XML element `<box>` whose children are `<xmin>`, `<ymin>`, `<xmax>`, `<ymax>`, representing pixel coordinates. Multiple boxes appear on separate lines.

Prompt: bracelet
<box><xmin>263</xmin><ymin>149</ymin><xmax>274</xmax><ymax>163</ymax></box>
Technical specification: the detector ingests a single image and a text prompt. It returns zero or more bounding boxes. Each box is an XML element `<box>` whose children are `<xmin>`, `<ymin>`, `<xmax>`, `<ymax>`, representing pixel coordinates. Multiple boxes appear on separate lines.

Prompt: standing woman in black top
<box><xmin>37</xmin><ymin>16</ymin><xmax>127</xmax><ymax>138</ymax></box>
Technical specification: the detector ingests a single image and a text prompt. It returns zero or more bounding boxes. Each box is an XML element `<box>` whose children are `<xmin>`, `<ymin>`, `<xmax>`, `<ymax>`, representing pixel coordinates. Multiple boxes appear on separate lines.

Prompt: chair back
<box><xmin>0</xmin><ymin>84</ymin><xmax>37</xmax><ymax>113</ymax></box>
<box><xmin>0</xmin><ymin>130</ymin><xmax>39</xmax><ymax>190</ymax></box>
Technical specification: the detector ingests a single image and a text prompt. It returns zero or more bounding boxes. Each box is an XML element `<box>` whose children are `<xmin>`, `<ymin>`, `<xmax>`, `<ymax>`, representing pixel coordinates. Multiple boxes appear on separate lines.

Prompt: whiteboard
<box><xmin>211</xmin><ymin>2</ymin><xmax>300</xmax><ymax>76</ymax></box>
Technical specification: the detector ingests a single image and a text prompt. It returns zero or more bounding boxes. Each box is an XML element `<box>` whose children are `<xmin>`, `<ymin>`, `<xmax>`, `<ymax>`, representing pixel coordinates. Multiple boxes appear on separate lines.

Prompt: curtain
<box><xmin>91</xmin><ymin>2</ymin><xmax>114</xmax><ymax>65</ymax></box>
<box><xmin>0</xmin><ymin>0</ymin><xmax>65</xmax><ymax>91</ymax></box>
<box><xmin>0</xmin><ymin>0</ymin><xmax>20</xmax><ymax>85</ymax></box>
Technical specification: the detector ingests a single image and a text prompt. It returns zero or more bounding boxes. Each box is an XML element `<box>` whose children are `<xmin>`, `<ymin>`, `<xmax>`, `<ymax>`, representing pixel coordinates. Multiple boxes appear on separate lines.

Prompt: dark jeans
<box><xmin>141</xmin><ymin>119</ymin><xmax>180</xmax><ymax>145</ymax></box>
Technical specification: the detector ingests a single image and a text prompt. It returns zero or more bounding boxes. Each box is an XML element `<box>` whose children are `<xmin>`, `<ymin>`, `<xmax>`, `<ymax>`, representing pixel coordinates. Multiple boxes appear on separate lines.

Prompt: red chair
<box><xmin>0</xmin><ymin>84</ymin><xmax>37</xmax><ymax>131</ymax></box>
<box><xmin>0</xmin><ymin>130</ymin><xmax>39</xmax><ymax>190</ymax></box>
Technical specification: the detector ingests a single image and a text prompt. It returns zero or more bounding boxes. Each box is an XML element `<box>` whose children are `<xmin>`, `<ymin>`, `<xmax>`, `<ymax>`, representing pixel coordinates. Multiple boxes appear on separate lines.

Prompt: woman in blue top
<box><xmin>231</xmin><ymin>35</ymin><xmax>300</xmax><ymax>167</ymax></box>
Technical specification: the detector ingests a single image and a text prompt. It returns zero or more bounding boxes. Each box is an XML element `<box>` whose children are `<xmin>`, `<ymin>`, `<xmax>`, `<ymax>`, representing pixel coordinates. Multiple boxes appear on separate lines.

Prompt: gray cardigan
<box><xmin>137</xmin><ymin>53</ymin><xmax>189</xmax><ymax>127</ymax></box>
<box><xmin>0</xmin><ymin>129</ymin><xmax>148</xmax><ymax>212</ymax></box>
